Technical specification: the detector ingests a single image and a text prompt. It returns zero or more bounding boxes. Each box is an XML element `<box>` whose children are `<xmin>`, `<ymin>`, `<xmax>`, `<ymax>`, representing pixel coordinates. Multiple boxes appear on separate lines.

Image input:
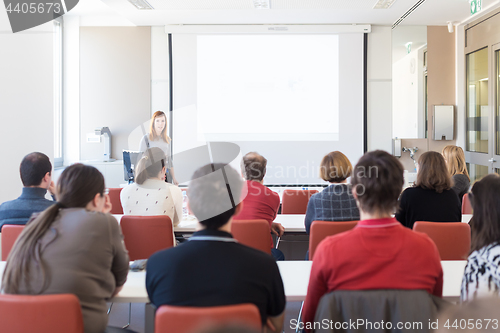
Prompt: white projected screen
<box><xmin>197</xmin><ymin>35</ymin><xmax>339</xmax><ymax>141</ymax></box>
<box><xmin>172</xmin><ymin>33</ymin><xmax>364</xmax><ymax>185</ymax></box>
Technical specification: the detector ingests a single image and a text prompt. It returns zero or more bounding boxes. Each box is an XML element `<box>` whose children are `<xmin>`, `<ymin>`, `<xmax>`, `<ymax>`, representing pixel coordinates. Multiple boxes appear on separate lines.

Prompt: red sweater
<box><xmin>234</xmin><ymin>181</ymin><xmax>280</xmax><ymax>247</ymax></box>
<box><xmin>302</xmin><ymin>218</ymin><xmax>443</xmax><ymax>328</ymax></box>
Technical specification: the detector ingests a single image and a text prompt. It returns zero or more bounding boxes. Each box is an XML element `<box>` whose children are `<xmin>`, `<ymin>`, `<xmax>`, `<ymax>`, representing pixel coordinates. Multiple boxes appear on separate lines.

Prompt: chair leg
<box><xmin>296</xmin><ymin>301</ymin><xmax>304</xmax><ymax>333</ymax></box>
<box><xmin>122</xmin><ymin>303</ymin><xmax>132</xmax><ymax>329</ymax></box>
<box><xmin>107</xmin><ymin>302</ymin><xmax>113</xmax><ymax>315</ymax></box>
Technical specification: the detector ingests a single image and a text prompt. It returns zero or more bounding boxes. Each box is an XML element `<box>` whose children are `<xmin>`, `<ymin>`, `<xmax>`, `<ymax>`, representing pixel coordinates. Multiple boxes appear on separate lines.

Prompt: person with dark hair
<box><xmin>233</xmin><ymin>152</ymin><xmax>284</xmax><ymax>260</ymax></box>
<box><xmin>302</xmin><ymin>150</ymin><xmax>443</xmax><ymax>329</ymax></box>
<box><xmin>146</xmin><ymin>164</ymin><xmax>286</xmax><ymax>332</ymax></box>
<box><xmin>461</xmin><ymin>174</ymin><xmax>500</xmax><ymax>301</ymax></box>
<box><xmin>396</xmin><ymin>151</ymin><xmax>461</xmax><ymax>229</ymax></box>
<box><xmin>0</xmin><ymin>152</ymin><xmax>56</xmax><ymax>230</ymax></box>
<box><xmin>120</xmin><ymin>147</ymin><xmax>182</xmax><ymax>230</ymax></box>
<box><xmin>304</xmin><ymin>151</ymin><xmax>359</xmax><ymax>234</ymax></box>
<box><xmin>2</xmin><ymin>164</ymin><xmax>130</xmax><ymax>333</ymax></box>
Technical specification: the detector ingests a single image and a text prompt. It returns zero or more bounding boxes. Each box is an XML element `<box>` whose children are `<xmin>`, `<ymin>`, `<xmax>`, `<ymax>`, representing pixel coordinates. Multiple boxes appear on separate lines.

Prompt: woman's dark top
<box><xmin>451</xmin><ymin>174</ymin><xmax>470</xmax><ymax>203</ymax></box>
<box><xmin>395</xmin><ymin>186</ymin><xmax>461</xmax><ymax>229</ymax></box>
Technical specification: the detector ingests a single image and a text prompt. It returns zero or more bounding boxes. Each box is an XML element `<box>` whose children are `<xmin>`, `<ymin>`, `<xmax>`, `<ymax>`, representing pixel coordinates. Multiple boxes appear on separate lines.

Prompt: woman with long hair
<box><xmin>2</xmin><ymin>164</ymin><xmax>129</xmax><ymax>333</ymax></box>
<box><xmin>139</xmin><ymin>111</ymin><xmax>178</xmax><ymax>185</ymax></box>
<box><xmin>442</xmin><ymin>145</ymin><xmax>470</xmax><ymax>203</ymax></box>
<box><xmin>461</xmin><ymin>174</ymin><xmax>500</xmax><ymax>300</ymax></box>
<box><xmin>121</xmin><ymin>147</ymin><xmax>182</xmax><ymax>228</ymax></box>
<box><xmin>395</xmin><ymin>151</ymin><xmax>461</xmax><ymax>229</ymax></box>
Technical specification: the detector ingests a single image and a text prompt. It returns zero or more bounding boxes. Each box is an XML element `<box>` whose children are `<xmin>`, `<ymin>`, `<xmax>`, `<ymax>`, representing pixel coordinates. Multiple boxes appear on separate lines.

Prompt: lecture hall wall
<box><xmin>0</xmin><ymin>4</ymin><xmax>475</xmax><ymax>203</ymax></box>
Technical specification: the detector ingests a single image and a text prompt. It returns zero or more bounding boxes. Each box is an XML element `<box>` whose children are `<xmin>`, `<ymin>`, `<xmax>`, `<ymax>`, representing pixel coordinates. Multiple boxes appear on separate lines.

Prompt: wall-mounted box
<box><xmin>433</xmin><ymin>105</ymin><xmax>454</xmax><ymax>140</ymax></box>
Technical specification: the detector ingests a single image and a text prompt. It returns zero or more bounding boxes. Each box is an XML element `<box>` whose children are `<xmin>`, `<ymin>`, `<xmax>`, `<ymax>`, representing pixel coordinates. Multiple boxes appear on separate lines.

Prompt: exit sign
<box><xmin>471</xmin><ymin>0</ymin><xmax>482</xmax><ymax>15</ymax></box>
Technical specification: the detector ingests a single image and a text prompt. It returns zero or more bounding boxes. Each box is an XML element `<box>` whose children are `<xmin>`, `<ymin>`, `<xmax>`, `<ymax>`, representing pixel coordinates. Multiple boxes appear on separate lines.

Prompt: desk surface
<box><xmin>113</xmin><ymin>214</ymin><xmax>473</xmax><ymax>234</ymax></box>
<box><xmin>0</xmin><ymin>260</ymin><xmax>467</xmax><ymax>303</ymax></box>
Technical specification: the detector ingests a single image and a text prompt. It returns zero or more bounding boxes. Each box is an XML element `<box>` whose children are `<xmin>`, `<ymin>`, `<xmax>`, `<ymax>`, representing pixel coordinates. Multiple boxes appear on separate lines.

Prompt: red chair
<box><xmin>231</xmin><ymin>220</ymin><xmax>272</xmax><ymax>254</ymax></box>
<box><xmin>0</xmin><ymin>294</ymin><xmax>84</xmax><ymax>332</ymax></box>
<box><xmin>281</xmin><ymin>189</ymin><xmax>319</xmax><ymax>214</ymax></box>
<box><xmin>120</xmin><ymin>215</ymin><xmax>174</xmax><ymax>260</ymax></box>
<box><xmin>1</xmin><ymin>225</ymin><xmax>25</xmax><ymax>261</ymax></box>
<box><xmin>309</xmin><ymin>221</ymin><xmax>358</xmax><ymax>260</ymax></box>
<box><xmin>413</xmin><ymin>221</ymin><xmax>471</xmax><ymax>260</ymax></box>
<box><xmin>108</xmin><ymin>188</ymin><xmax>124</xmax><ymax>214</ymax></box>
<box><xmin>462</xmin><ymin>193</ymin><xmax>473</xmax><ymax>214</ymax></box>
<box><xmin>155</xmin><ymin>303</ymin><xmax>261</xmax><ymax>333</ymax></box>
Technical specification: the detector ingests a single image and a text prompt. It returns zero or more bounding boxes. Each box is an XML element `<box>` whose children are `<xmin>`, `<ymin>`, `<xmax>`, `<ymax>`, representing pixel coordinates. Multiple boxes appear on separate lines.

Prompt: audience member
<box><xmin>121</xmin><ymin>147</ymin><xmax>182</xmax><ymax>227</ymax></box>
<box><xmin>146</xmin><ymin>164</ymin><xmax>286</xmax><ymax>332</ymax></box>
<box><xmin>396</xmin><ymin>151</ymin><xmax>461</xmax><ymax>229</ymax></box>
<box><xmin>233</xmin><ymin>152</ymin><xmax>284</xmax><ymax>260</ymax></box>
<box><xmin>2</xmin><ymin>164</ymin><xmax>130</xmax><ymax>333</ymax></box>
<box><xmin>0</xmin><ymin>152</ymin><xmax>56</xmax><ymax>230</ymax></box>
<box><xmin>461</xmin><ymin>174</ymin><xmax>500</xmax><ymax>301</ymax></box>
<box><xmin>302</xmin><ymin>150</ymin><xmax>443</xmax><ymax>328</ymax></box>
<box><xmin>304</xmin><ymin>151</ymin><xmax>359</xmax><ymax>234</ymax></box>
<box><xmin>442</xmin><ymin>145</ymin><xmax>470</xmax><ymax>203</ymax></box>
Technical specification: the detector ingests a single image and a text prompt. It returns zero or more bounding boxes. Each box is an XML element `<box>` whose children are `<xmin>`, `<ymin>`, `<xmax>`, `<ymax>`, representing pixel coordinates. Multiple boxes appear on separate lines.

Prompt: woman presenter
<box><xmin>139</xmin><ymin>111</ymin><xmax>178</xmax><ymax>185</ymax></box>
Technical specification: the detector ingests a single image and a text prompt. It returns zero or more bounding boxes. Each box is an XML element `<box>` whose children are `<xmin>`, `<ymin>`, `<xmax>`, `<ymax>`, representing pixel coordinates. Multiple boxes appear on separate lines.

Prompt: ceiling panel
<box><xmin>146</xmin><ymin>0</ymin><xmax>254</xmax><ymax>10</ymax></box>
<box><xmin>271</xmin><ymin>0</ymin><xmax>374</xmax><ymax>10</ymax></box>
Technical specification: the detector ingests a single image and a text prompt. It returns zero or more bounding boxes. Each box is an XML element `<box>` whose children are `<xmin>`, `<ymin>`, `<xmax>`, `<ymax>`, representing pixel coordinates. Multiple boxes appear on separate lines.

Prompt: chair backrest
<box><xmin>281</xmin><ymin>189</ymin><xmax>319</xmax><ymax>214</ymax></box>
<box><xmin>314</xmin><ymin>289</ymin><xmax>446</xmax><ymax>333</ymax></box>
<box><xmin>155</xmin><ymin>303</ymin><xmax>261</xmax><ymax>333</ymax></box>
<box><xmin>413</xmin><ymin>221</ymin><xmax>471</xmax><ymax>260</ymax></box>
<box><xmin>121</xmin><ymin>215</ymin><xmax>174</xmax><ymax>260</ymax></box>
<box><xmin>0</xmin><ymin>294</ymin><xmax>84</xmax><ymax>333</ymax></box>
<box><xmin>309</xmin><ymin>221</ymin><xmax>358</xmax><ymax>260</ymax></box>
<box><xmin>462</xmin><ymin>192</ymin><xmax>473</xmax><ymax>214</ymax></box>
<box><xmin>231</xmin><ymin>220</ymin><xmax>272</xmax><ymax>254</ymax></box>
<box><xmin>1</xmin><ymin>225</ymin><xmax>25</xmax><ymax>261</ymax></box>
<box><xmin>108</xmin><ymin>188</ymin><xmax>124</xmax><ymax>215</ymax></box>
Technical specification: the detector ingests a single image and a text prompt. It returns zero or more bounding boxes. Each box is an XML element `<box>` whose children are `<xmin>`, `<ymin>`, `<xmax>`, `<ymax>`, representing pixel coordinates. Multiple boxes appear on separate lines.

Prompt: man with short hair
<box><xmin>234</xmin><ymin>152</ymin><xmax>285</xmax><ymax>260</ymax></box>
<box><xmin>0</xmin><ymin>152</ymin><xmax>56</xmax><ymax>230</ymax></box>
<box><xmin>302</xmin><ymin>150</ymin><xmax>443</xmax><ymax>329</ymax></box>
<box><xmin>146</xmin><ymin>163</ymin><xmax>286</xmax><ymax>332</ymax></box>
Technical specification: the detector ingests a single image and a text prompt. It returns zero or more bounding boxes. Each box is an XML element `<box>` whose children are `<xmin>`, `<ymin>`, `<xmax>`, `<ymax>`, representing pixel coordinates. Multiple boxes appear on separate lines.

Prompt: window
<box><xmin>53</xmin><ymin>18</ymin><xmax>63</xmax><ymax>167</ymax></box>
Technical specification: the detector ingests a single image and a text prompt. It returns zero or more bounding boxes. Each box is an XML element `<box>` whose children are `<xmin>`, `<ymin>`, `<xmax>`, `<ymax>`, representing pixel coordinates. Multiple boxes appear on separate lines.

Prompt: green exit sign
<box><xmin>471</xmin><ymin>0</ymin><xmax>482</xmax><ymax>15</ymax></box>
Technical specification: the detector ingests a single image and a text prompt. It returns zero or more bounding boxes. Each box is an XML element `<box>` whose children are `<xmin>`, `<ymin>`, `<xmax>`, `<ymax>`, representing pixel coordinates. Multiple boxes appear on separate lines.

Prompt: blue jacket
<box><xmin>0</xmin><ymin>187</ymin><xmax>55</xmax><ymax>230</ymax></box>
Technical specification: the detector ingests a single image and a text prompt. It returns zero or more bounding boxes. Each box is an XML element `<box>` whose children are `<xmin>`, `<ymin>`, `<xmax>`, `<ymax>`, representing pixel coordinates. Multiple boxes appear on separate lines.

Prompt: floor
<box><xmin>107</xmin><ymin>301</ymin><xmax>304</xmax><ymax>333</ymax></box>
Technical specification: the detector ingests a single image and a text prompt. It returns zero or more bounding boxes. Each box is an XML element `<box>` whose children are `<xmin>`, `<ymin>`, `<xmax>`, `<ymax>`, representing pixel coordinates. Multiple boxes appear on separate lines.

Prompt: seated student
<box><xmin>0</xmin><ymin>152</ymin><xmax>56</xmax><ymax>230</ymax></box>
<box><xmin>302</xmin><ymin>150</ymin><xmax>443</xmax><ymax>328</ymax></box>
<box><xmin>396</xmin><ymin>151</ymin><xmax>461</xmax><ymax>229</ymax></box>
<box><xmin>304</xmin><ymin>151</ymin><xmax>360</xmax><ymax>234</ymax></box>
<box><xmin>146</xmin><ymin>164</ymin><xmax>286</xmax><ymax>332</ymax></box>
<box><xmin>233</xmin><ymin>152</ymin><xmax>285</xmax><ymax>260</ymax></box>
<box><xmin>442</xmin><ymin>145</ymin><xmax>471</xmax><ymax>203</ymax></box>
<box><xmin>120</xmin><ymin>147</ymin><xmax>182</xmax><ymax>226</ymax></box>
<box><xmin>461</xmin><ymin>174</ymin><xmax>500</xmax><ymax>301</ymax></box>
<box><xmin>2</xmin><ymin>164</ymin><xmax>130</xmax><ymax>333</ymax></box>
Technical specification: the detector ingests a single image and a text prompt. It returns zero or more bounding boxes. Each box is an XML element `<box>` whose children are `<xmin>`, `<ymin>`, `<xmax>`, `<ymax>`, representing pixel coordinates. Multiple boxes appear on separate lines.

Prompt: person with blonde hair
<box><xmin>139</xmin><ymin>111</ymin><xmax>178</xmax><ymax>185</ymax></box>
<box><xmin>121</xmin><ymin>147</ymin><xmax>182</xmax><ymax>227</ymax></box>
<box><xmin>2</xmin><ymin>164</ymin><xmax>129</xmax><ymax>333</ymax></box>
<box><xmin>396</xmin><ymin>151</ymin><xmax>461</xmax><ymax>229</ymax></box>
<box><xmin>442</xmin><ymin>145</ymin><xmax>470</xmax><ymax>203</ymax></box>
<box><xmin>304</xmin><ymin>151</ymin><xmax>359</xmax><ymax>234</ymax></box>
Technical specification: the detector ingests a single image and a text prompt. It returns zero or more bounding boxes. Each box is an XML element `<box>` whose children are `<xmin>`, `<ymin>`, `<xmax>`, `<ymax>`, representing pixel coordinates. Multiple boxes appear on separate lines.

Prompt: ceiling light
<box><xmin>253</xmin><ymin>0</ymin><xmax>270</xmax><ymax>9</ymax></box>
<box><xmin>479</xmin><ymin>78</ymin><xmax>488</xmax><ymax>81</ymax></box>
<box><xmin>392</xmin><ymin>0</ymin><xmax>426</xmax><ymax>29</ymax></box>
<box><xmin>373</xmin><ymin>0</ymin><xmax>397</xmax><ymax>9</ymax></box>
<box><xmin>127</xmin><ymin>0</ymin><xmax>153</xmax><ymax>10</ymax></box>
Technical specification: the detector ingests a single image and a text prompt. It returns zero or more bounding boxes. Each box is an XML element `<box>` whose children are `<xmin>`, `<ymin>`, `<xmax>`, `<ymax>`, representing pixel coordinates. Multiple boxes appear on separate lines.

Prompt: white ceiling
<box><xmin>67</xmin><ymin>0</ymin><xmax>500</xmax><ymax>27</ymax></box>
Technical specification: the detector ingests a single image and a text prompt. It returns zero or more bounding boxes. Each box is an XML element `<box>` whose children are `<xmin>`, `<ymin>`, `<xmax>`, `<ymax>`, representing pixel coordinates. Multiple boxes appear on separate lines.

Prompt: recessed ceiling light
<box><xmin>373</xmin><ymin>0</ymin><xmax>397</xmax><ymax>9</ymax></box>
<box><xmin>253</xmin><ymin>0</ymin><xmax>270</xmax><ymax>9</ymax></box>
<box><xmin>127</xmin><ymin>0</ymin><xmax>153</xmax><ymax>10</ymax></box>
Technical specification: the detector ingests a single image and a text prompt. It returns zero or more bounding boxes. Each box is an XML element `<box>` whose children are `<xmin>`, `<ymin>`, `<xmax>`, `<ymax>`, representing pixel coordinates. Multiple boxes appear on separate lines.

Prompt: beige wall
<box><xmin>400</xmin><ymin>26</ymin><xmax>457</xmax><ymax>170</ymax></box>
<box><xmin>80</xmin><ymin>27</ymin><xmax>151</xmax><ymax>161</ymax></box>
